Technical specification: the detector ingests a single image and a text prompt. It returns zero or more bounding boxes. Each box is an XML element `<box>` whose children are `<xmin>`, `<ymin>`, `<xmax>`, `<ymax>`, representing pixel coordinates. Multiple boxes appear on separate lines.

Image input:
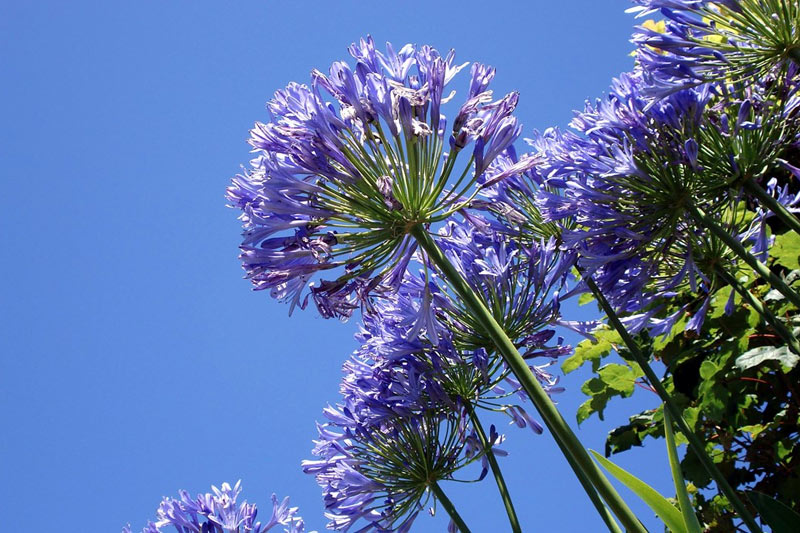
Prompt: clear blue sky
<box><xmin>1</xmin><ymin>2</ymin><xmax>676</xmax><ymax>531</ymax></box>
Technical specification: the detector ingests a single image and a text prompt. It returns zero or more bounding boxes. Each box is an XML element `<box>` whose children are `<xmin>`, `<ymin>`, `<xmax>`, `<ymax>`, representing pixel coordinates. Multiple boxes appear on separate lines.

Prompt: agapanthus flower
<box><xmin>529</xmin><ymin>69</ymin><xmax>799</xmax><ymax>336</ymax></box>
<box><xmin>303</xmin><ymin>357</ymin><xmax>474</xmax><ymax>532</ymax></box>
<box><xmin>629</xmin><ymin>0</ymin><xmax>800</xmax><ymax>96</ymax></box>
<box><xmin>123</xmin><ymin>481</ymin><xmax>309</xmax><ymax>533</ymax></box>
<box><xmin>227</xmin><ymin>37</ymin><xmax>537</xmax><ymax>319</ymax></box>
<box><xmin>353</xmin><ymin>270</ymin><xmax>566</xmax><ymax>426</ymax></box>
<box><xmin>302</xmin><ymin>259</ymin><xmax>570</xmax><ymax>531</ymax></box>
<box><xmin>428</xmin><ymin>217</ymin><xmax>577</xmax><ymax>353</ymax></box>
<box><xmin>473</xmin><ymin>145</ymin><xmax>566</xmax><ymax>241</ymax></box>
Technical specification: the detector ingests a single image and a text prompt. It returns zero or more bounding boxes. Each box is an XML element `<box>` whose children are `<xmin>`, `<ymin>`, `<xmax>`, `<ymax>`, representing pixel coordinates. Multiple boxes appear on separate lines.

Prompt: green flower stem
<box><xmin>583</xmin><ymin>276</ymin><xmax>763</xmax><ymax>533</ymax></box>
<box><xmin>664</xmin><ymin>408</ymin><xmax>704</xmax><ymax>533</ymax></box>
<box><xmin>430</xmin><ymin>481</ymin><xmax>471</xmax><ymax>533</ymax></box>
<box><xmin>465</xmin><ymin>405</ymin><xmax>521</xmax><ymax>533</ymax></box>
<box><xmin>687</xmin><ymin>203</ymin><xmax>800</xmax><ymax>309</ymax></box>
<box><xmin>410</xmin><ymin>225</ymin><xmax>647</xmax><ymax>533</ymax></box>
<box><xmin>742</xmin><ymin>179</ymin><xmax>800</xmax><ymax>236</ymax></box>
<box><xmin>714</xmin><ymin>266</ymin><xmax>800</xmax><ymax>355</ymax></box>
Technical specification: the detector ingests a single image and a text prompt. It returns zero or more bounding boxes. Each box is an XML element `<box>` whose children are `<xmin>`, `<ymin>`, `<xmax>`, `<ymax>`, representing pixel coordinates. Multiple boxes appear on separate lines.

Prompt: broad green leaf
<box><xmin>598</xmin><ymin>364</ymin><xmax>636</xmax><ymax>394</ymax></box>
<box><xmin>772</xmin><ymin>232</ymin><xmax>800</xmax><ymax>270</ymax></box>
<box><xmin>735</xmin><ymin>345</ymin><xmax>799</xmax><ymax>371</ymax></box>
<box><xmin>699</xmin><ymin>360</ymin><xmax>720</xmax><ymax>380</ymax></box>
<box><xmin>562</xmin><ymin>327</ymin><xmax>616</xmax><ymax>374</ymax></box>
<box><xmin>664</xmin><ymin>408</ymin><xmax>703</xmax><ymax>533</ymax></box>
<box><xmin>748</xmin><ymin>492</ymin><xmax>800</xmax><ymax>533</ymax></box>
<box><xmin>590</xmin><ymin>450</ymin><xmax>687</xmax><ymax>533</ymax></box>
<box><xmin>739</xmin><ymin>424</ymin><xmax>766</xmax><ymax>439</ymax></box>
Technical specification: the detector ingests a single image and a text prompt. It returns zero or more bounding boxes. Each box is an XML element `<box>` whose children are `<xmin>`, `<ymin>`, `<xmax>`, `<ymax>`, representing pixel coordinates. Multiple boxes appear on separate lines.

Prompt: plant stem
<box><xmin>714</xmin><ymin>266</ymin><xmax>800</xmax><ymax>355</ymax></box>
<box><xmin>466</xmin><ymin>405</ymin><xmax>521</xmax><ymax>533</ymax></box>
<box><xmin>687</xmin><ymin>203</ymin><xmax>800</xmax><ymax>308</ymax></box>
<box><xmin>742</xmin><ymin>179</ymin><xmax>800</xmax><ymax>236</ymax></box>
<box><xmin>430</xmin><ymin>481</ymin><xmax>471</xmax><ymax>533</ymax></box>
<box><xmin>583</xmin><ymin>276</ymin><xmax>763</xmax><ymax>533</ymax></box>
<box><xmin>664</xmin><ymin>408</ymin><xmax>704</xmax><ymax>533</ymax></box>
<box><xmin>411</xmin><ymin>225</ymin><xmax>646</xmax><ymax>533</ymax></box>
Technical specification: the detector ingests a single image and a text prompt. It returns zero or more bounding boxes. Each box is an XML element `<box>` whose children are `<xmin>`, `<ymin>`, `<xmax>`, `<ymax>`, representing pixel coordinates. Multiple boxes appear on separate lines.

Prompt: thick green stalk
<box><xmin>742</xmin><ymin>179</ymin><xmax>800</xmax><ymax>236</ymax></box>
<box><xmin>466</xmin><ymin>405</ymin><xmax>521</xmax><ymax>533</ymax></box>
<box><xmin>430</xmin><ymin>482</ymin><xmax>472</xmax><ymax>533</ymax></box>
<box><xmin>664</xmin><ymin>408</ymin><xmax>704</xmax><ymax>533</ymax></box>
<box><xmin>410</xmin><ymin>225</ymin><xmax>647</xmax><ymax>533</ymax></box>
<box><xmin>714</xmin><ymin>266</ymin><xmax>800</xmax><ymax>355</ymax></box>
<box><xmin>584</xmin><ymin>276</ymin><xmax>763</xmax><ymax>533</ymax></box>
<box><xmin>687</xmin><ymin>203</ymin><xmax>800</xmax><ymax>308</ymax></box>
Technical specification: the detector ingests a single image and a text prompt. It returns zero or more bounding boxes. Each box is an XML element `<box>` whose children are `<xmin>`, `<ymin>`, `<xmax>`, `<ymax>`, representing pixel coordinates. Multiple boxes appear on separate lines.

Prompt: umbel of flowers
<box><xmin>301</xmin><ymin>232</ymin><xmax>571</xmax><ymax>531</ymax></box>
<box><xmin>226</xmin><ymin>37</ymin><xmax>535</xmax><ymax>320</ymax></box>
<box><xmin>123</xmin><ymin>481</ymin><xmax>309</xmax><ymax>533</ymax></box>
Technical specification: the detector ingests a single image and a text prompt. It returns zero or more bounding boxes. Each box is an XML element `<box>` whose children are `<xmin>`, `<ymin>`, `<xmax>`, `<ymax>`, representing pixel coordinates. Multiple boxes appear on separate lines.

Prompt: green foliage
<box><xmin>571</xmin><ymin>228</ymin><xmax>800</xmax><ymax>530</ymax></box>
<box><xmin>771</xmin><ymin>231</ymin><xmax>800</xmax><ymax>270</ymax></box>
<box><xmin>748</xmin><ymin>492</ymin><xmax>800</xmax><ymax>533</ymax></box>
<box><xmin>562</xmin><ymin>326</ymin><xmax>617</xmax><ymax>374</ymax></box>
<box><xmin>735</xmin><ymin>345</ymin><xmax>799</xmax><ymax>372</ymax></box>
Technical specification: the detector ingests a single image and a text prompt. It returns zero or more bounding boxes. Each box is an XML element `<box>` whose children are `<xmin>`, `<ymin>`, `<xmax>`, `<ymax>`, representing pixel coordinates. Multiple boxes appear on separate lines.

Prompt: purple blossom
<box><xmin>227</xmin><ymin>37</ymin><xmax>530</xmax><ymax>319</ymax></box>
<box><xmin>628</xmin><ymin>0</ymin><xmax>800</xmax><ymax>97</ymax></box>
<box><xmin>520</xmin><ymin>68</ymin><xmax>798</xmax><ymax>338</ymax></box>
<box><xmin>123</xmin><ymin>481</ymin><xmax>309</xmax><ymax>533</ymax></box>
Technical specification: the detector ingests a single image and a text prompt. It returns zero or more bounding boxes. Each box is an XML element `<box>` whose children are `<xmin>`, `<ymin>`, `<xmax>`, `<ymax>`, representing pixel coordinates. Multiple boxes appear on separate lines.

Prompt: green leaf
<box><xmin>699</xmin><ymin>360</ymin><xmax>720</xmax><ymax>380</ymax></box>
<box><xmin>739</xmin><ymin>424</ymin><xmax>766</xmax><ymax>439</ymax></box>
<box><xmin>590</xmin><ymin>450</ymin><xmax>687</xmax><ymax>533</ymax></box>
<box><xmin>598</xmin><ymin>364</ymin><xmax>636</xmax><ymax>394</ymax></box>
<box><xmin>577</xmin><ymin>378</ymin><xmax>612</xmax><ymax>424</ymax></box>
<box><xmin>562</xmin><ymin>327</ymin><xmax>616</xmax><ymax>374</ymax></box>
<box><xmin>748</xmin><ymin>492</ymin><xmax>800</xmax><ymax>533</ymax></box>
<box><xmin>664</xmin><ymin>408</ymin><xmax>704</xmax><ymax>533</ymax></box>
<box><xmin>735</xmin><ymin>345</ymin><xmax>799</xmax><ymax>371</ymax></box>
<box><xmin>772</xmin><ymin>231</ymin><xmax>800</xmax><ymax>270</ymax></box>
<box><xmin>578</xmin><ymin>291</ymin><xmax>595</xmax><ymax>306</ymax></box>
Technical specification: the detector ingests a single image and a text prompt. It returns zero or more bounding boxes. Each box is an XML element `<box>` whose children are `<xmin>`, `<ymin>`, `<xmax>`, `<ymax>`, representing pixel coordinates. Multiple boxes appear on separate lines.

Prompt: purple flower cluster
<box><xmin>629</xmin><ymin>0</ymin><xmax>800</xmax><ymax>96</ymax></box>
<box><xmin>123</xmin><ymin>481</ymin><xmax>308</xmax><ymax>533</ymax></box>
<box><xmin>227</xmin><ymin>37</ymin><xmax>537</xmax><ymax>320</ymax></box>
<box><xmin>302</xmin><ymin>353</ymin><xmax>473</xmax><ymax>532</ymax></box>
<box><xmin>431</xmin><ymin>216</ymin><xmax>577</xmax><ymax>352</ymax></box>
<box><xmin>523</xmin><ymin>66</ymin><xmax>800</xmax><ymax>336</ymax></box>
<box><xmin>301</xmin><ymin>245</ymin><xmax>569</xmax><ymax>531</ymax></box>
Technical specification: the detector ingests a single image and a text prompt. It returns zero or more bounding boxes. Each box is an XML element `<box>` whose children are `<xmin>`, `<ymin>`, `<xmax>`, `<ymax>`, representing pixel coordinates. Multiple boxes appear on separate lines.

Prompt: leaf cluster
<box><xmin>566</xmin><ymin>228</ymin><xmax>800</xmax><ymax>531</ymax></box>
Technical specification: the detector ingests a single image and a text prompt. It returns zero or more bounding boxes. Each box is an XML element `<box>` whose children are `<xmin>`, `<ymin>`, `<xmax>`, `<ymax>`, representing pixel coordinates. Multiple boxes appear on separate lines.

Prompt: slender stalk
<box><xmin>664</xmin><ymin>408</ymin><xmax>704</xmax><ymax>533</ymax></box>
<box><xmin>411</xmin><ymin>225</ymin><xmax>647</xmax><ymax>533</ymax></box>
<box><xmin>742</xmin><ymin>179</ymin><xmax>800</xmax><ymax>236</ymax></box>
<box><xmin>583</xmin><ymin>276</ymin><xmax>763</xmax><ymax>533</ymax></box>
<box><xmin>430</xmin><ymin>482</ymin><xmax>471</xmax><ymax>533</ymax></box>
<box><xmin>715</xmin><ymin>266</ymin><xmax>800</xmax><ymax>355</ymax></box>
<box><xmin>466</xmin><ymin>405</ymin><xmax>521</xmax><ymax>533</ymax></box>
<box><xmin>687</xmin><ymin>203</ymin><xmax>800</xmax><ymax>308</ymax></box>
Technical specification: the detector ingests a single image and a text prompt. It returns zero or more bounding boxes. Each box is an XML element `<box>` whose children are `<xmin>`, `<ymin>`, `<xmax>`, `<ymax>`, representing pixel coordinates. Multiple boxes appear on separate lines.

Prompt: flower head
<box><xmin>629</xmin><ymin>0</ymin><xmax>800</xmax><ymax>96</ymax></box>
<box><xmin>528</xmin><ymin>69</ymin><xmax>799</xmax><ymax>335</ymax></box>
<box><xmin>227</xmin><ymin>37</ymin><xmax>535</xmax><ymax>319</ymax></box>
<box><xmin>123</xmin><ymin>481</ymin><xmax>309</xmax><ymax>533</ymax></box>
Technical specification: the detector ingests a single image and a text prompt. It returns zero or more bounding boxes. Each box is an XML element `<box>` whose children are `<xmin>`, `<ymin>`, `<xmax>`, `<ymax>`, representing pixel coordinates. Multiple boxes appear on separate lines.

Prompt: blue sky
<box><xmin>1</xmin><ymin>1</ymin><xmax>675</xmax><ymax>531</ymax></box>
